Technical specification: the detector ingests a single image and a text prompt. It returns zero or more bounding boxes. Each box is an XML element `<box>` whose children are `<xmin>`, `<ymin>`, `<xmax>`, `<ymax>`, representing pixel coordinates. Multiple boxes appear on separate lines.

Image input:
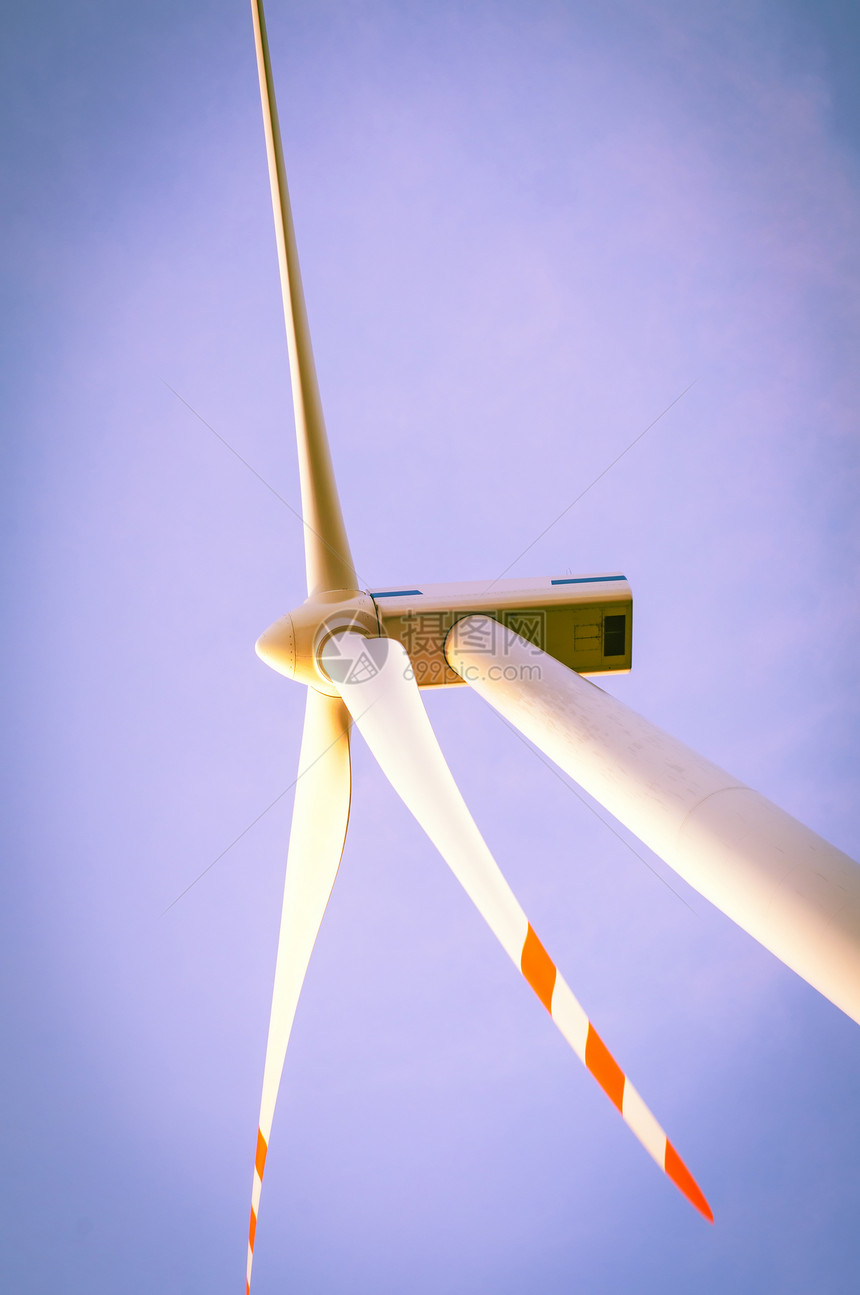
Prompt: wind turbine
<box><xmin>244</xmin><ymin>1</ymin><xmax>860</xmax><ymax>1289</ymax></box>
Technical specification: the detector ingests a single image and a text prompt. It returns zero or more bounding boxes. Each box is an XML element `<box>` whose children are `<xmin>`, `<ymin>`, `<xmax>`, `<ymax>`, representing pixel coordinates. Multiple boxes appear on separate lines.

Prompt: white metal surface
<box><xmin>371</xmin><ymin>574</ymin><xmax>632</xmax><ymax>686</ymax></box>
<box><xmin>332</xmin><ymin>633</ymin><xmax>529</xmax><ymax>957</ymax></box>
<box><xmin>369</xmin><ymin>572</ymin><xmax>631</xmax><ymax>610</ymax></box>
<box><xmin>246</xmin><ymin>687</ymin><xmax>352</xmax><ymax>1292</ymax></box>
<box><xmin>446</xmin><ymin>615</ymin><xmax>860</xmax><ymax>1025</ymax></box>
<box><xmin>332</xmin><ymin>632</ymin><xmax>711</xmax><ymax>1219</ymax></box>
<box><xmin>251</xmin><ymin>0</ymin><xmax>355</xmax><ymax>595</ymax></box>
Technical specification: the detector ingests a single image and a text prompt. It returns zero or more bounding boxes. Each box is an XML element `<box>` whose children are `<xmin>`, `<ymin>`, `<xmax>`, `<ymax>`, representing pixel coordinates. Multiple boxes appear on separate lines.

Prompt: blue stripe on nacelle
<box><xmin>551</xmin><ymin>575</ymin><xmax>626</xmax><ymax>585</ymax></box>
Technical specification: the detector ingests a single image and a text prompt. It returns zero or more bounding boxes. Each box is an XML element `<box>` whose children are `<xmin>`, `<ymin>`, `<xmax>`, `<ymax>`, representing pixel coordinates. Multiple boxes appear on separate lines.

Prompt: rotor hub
<box><xmin>255</xmin><ymin>589</ymin><xmax>380</xmax><ymax>691</ymax></box>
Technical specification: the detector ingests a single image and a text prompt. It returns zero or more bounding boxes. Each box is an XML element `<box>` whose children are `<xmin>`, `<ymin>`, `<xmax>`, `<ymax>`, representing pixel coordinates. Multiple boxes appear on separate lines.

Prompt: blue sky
<box><xmin>2</xmin><ymin>1</ymin><xmax>859</xmax><ymax>1291</ymax></box>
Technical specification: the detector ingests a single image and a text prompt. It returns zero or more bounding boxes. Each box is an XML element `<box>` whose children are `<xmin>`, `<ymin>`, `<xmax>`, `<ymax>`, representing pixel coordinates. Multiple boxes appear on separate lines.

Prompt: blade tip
<box><xmin>665</xmin><ymin>1139</ymin><xmax>713</xmax><ymax>1222</ymax></box>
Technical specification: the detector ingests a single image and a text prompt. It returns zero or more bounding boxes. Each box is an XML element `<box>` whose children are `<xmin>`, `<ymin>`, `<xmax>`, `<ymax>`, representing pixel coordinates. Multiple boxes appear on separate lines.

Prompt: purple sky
<box><xmin>3</xmin><ymin>1</ymin><xmax>859</xmax><ymax>1291</ymax></box>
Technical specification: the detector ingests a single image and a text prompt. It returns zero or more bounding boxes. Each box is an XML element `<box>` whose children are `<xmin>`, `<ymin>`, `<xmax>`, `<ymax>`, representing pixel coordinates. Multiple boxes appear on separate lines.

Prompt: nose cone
<box><xmin>255</xmin><ymin>614</ymin><xmax>296</xmax><ymax>678</ymax></box>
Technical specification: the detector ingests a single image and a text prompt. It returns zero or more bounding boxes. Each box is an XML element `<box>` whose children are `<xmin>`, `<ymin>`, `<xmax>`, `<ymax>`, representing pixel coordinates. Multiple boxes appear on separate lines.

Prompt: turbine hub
<box><xmin>255</xmin><ymin>590</ymin><xmax>380</xmax><ymax>691</ymax></box>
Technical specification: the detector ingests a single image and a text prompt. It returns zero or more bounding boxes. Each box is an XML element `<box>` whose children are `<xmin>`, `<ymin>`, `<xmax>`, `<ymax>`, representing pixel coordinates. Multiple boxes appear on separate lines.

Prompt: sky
<box><xmin>2</xmin><ymin>1</ymin><xmax>859</xmax><ymax>1292</ymax></box>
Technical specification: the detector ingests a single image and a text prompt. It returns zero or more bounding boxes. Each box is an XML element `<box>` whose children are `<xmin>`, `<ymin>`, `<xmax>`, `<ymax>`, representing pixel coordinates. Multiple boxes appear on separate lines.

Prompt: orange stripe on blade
<box><xmin>664</xmin><ymin>1140</ymin><xmax>713</xmax><ymax>1222</ymax></box>
<box><xmin>249</xmin><ymin>1207</ymin><xmax>257</xmax><ymax>1251</ymax></box>
<box><xmin>585</xmin><ymin>1023</ymin><xmax>625</xmax><ymax>1112</ymax></box>
<box><xmin>255</xmin><ymin>1129</ymin><xmax>268</xmax><ymax>1180</ymax></box>
<box><xmin>520</xmin><ymin>924</ymin><xmax>557</xmax><ymax>1012</ymax></box>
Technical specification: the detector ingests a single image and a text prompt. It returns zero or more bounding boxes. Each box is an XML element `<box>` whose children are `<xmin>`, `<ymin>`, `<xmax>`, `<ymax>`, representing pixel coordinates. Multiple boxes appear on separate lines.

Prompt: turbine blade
<box><xmin>328</xmin><ymin>633</ymin><xmax>712</xmax><ymax>1221</ymax></box>
<box><xmin>246</xmin><ymin>688</ymin><xmax>352</xmax><ymax>1294</ymax></box>
<box><xmin>250</xmin><ymin>0</ymin><xmax>356</xmax><ymax>596</ymax></box>
<box><xmin>446</xmin><ymin>615</ymin><xmax>860</xmax><ymax>1027</ymax></box>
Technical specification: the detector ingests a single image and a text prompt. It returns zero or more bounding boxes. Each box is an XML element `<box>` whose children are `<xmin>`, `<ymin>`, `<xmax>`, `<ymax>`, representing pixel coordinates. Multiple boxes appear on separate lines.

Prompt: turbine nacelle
<box><xmin>255</xmin><ymin>589</ymin><xmax>379</xmax><ymax>689</ymax></box>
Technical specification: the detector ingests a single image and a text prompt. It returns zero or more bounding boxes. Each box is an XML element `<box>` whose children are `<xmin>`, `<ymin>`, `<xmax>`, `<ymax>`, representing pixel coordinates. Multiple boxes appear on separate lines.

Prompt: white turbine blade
<box><xmin>246</xmin><ymin>688</ymin><xmax>352</xmax><ymax>1294</ymax></box>
<box><xmin>250</xmin><ymin>0</ymin><xmax>356</xmax><ymax>596</ymax></box>
<box><xmin>446</xmin><ymin>615</ymin><xmax>860</xmax><ymax>1025</ymax></box>
<box><xmin>328</xmin><ymin>632</ymin><xmax>712</xmax><ymax>1221</ymax></box>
